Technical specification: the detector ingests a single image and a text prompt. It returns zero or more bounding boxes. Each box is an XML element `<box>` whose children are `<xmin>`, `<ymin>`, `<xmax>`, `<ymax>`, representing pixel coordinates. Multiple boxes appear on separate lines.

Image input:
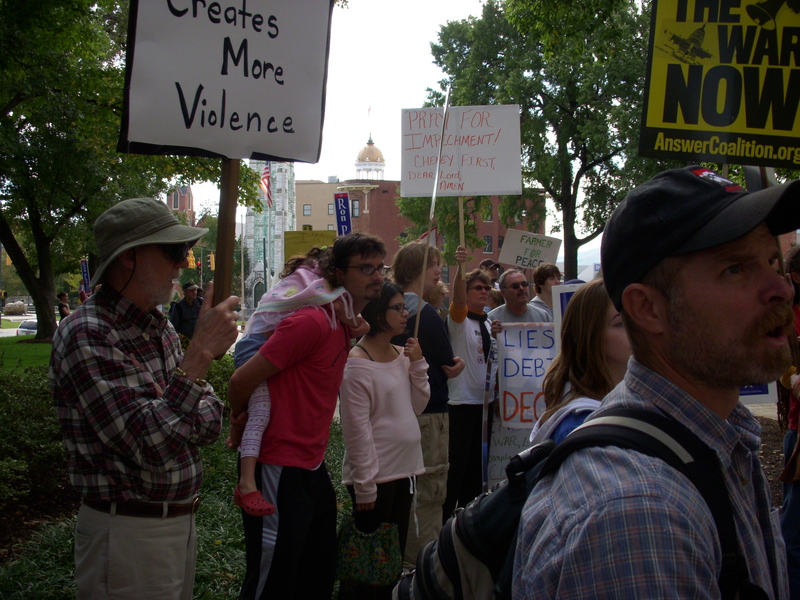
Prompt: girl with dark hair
<box><xmin>339</xmin><ymin>281</ymin><xmax>430</xmax><ymax>598</ymax></box>
<box><xmin>529</xmin><ymin>279</ymin><xmax>631</xmax><ymax>444</ymax></box>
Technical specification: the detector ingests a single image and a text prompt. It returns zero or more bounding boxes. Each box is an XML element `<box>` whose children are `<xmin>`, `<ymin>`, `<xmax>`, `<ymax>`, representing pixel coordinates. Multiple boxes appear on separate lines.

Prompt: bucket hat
<box><xmin>91</xmin><ymin>198</ymin><xmax>207</xmax><ymax>286</ymax></box>
<box><xmin>602</xmin><ymin>166</ymin><xmax>800</xmax><ymax>310</ymax></box>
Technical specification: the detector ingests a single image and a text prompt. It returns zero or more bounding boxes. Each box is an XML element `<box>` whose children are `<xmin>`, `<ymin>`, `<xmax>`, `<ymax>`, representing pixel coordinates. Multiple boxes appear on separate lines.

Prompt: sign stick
<box><xmin>412</xmin><ymin>86</ymin><xmax>451</xmax><ymax>340</ymax></box>
<box><xmin>213</xmin><ymin>158</ymin><xmax>240</xmax><ymax>306</ymax></box>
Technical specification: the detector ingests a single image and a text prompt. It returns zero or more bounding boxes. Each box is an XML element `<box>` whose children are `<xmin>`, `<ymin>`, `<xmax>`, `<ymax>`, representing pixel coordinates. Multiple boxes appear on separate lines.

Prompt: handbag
<box><xmin>336</xmin><ymin>515</ymin><xmax>402</xmax><ymax>587</ymax></box>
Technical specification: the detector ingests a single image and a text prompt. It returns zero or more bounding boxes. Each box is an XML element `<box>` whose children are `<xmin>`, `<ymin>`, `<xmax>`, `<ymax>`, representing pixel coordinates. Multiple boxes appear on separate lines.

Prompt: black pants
<box><xmin>442</xmin><ymin>403</ymin><xmax>494</xmax><ymax>523</ymax></box>
<box><xmin>239</xmin><ymin>462</ymin><xmax>337</xmax><ymax>600</ymax></box>
<box><xmin>339</xmin><ymin>478</ymin><xmax>414</xmax><ymax>600</ymax></box>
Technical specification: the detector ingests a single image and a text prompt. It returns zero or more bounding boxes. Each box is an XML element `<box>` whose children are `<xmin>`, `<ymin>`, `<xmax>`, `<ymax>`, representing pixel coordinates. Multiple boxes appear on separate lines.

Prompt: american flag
<box><xmin>260</xmin><ymin>163</ymin><xmax>273</xmax><ymax>209</ymax></box>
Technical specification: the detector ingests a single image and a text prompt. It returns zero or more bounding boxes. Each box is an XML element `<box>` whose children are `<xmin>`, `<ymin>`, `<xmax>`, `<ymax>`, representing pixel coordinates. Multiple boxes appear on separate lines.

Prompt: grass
<box><xmin>0</xmin><ymin>337</ymin><xmax>52</xmax><ymax>369</ymax></box>
<box><xmin>0</xmin><ymin>320</ymin><xmax>20</xmax><ymax>329</ymax></box>
<box><xmin>0</xmin><ymin>417</ymin><xmax>352</xmax><ymax>599</ymax></box>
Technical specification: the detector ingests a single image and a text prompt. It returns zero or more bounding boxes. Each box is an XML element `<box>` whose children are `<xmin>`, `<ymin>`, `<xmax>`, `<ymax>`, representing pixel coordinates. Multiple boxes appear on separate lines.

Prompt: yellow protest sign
<box><xmin>639</xmin><ymin>0</ymin><xmax>800</xmax><ymax>168</ymax></box>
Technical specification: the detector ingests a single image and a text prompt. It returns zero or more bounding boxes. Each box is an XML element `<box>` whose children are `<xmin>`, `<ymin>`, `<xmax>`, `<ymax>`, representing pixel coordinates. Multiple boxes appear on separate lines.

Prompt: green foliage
<box><xmin>0</xmin><ymin>366</ymin><xmax>65</xmax><ymax>504</ymax></box>
<box><xmin>0</xmin><ymin>413</ymin><xmax>352</xmax><ymax>599</ymax></box>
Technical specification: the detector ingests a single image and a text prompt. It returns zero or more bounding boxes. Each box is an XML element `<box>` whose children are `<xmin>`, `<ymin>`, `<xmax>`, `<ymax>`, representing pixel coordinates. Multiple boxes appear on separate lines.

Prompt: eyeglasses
<box><xmin>157</xmin><ymin>242</ymin><xmax>192</xmax><ymax>263</ymax></box>
<box><xmin>387</xmin><ymin>303</ymin><xmax>407</xmax><ymax>313</ymax></box>
<box><xmin>468</xmin><ymin>285</ymin><xmax>493</xmax><ymax>292</ymax></box>
<box><xmin>506</xmin><ymin>281</ymin><xmax>529</xmax><ymax>290</ymax></box>
<box><xmin>346</xmin><ymin>264</ymin><xmax>386</xmax><ymax>276</ymax></box>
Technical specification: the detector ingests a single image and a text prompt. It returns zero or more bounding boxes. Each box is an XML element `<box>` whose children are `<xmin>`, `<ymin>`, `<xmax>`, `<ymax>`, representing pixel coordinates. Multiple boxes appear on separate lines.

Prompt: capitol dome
<box><xmin>355</xmin><ymin>137</ymin><xmax>385</xmax><ymax>180</ymax></box>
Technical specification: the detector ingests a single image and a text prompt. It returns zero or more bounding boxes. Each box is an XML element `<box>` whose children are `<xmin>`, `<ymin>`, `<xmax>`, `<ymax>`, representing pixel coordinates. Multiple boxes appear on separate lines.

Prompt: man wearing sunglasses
<box><xmin>50</xmin><ymin>197</ymin><xmax>240</xmax><ymax>600</ymax></box>
<box><xmin>488</xmin><ymin>269</ymin><xmax>546</xmax><ymax>332</ymax></box>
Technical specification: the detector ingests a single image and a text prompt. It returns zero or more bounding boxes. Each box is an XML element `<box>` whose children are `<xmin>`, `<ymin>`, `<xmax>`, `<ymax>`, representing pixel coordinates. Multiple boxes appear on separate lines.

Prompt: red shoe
<box><xmin>234</xmin><ymin>486</ymin><xmax>276</xmax><ymax>517</ymax></box>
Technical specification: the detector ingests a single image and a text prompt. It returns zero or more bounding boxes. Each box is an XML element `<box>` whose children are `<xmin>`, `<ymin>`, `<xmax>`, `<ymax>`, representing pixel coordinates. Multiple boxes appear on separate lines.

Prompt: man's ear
<box><xmin>116</xmin><ymin>248</ymin><xmax>137</xmax><ymax>271</ymax></box>
<box><xmin>791</xmin><ymin>272</ymin><xmax>800</xmax><ymax>286</ymax></box>
<box><xmin>621</xmin><ymin>283</ymin><xmax>669</xmax><ymax>335</ymax></box>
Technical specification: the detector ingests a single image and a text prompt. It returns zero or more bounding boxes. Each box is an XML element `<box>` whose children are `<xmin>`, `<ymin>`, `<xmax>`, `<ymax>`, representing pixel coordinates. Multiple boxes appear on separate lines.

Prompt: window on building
<box><xmin>499</xmin><ymin>235</ymin><xmax>505</xmax><ymax>249</ymax></box>
<box><xmin>327</xmin><ymin>224</ymin><xmax>335</xmax><ymax>230</ymax></box>
<box><xmin>328</xmin><ymin>203</ymin><xmax>334</xmax><ymax>215</ymax></box>
<box><xmin>483</xmin><ymin>235</ymin><xmax>493</xmax><ymax>253</ymax></box>
<box><xmin>352</xmin><ymin>200</ymin><xmax>360</xmax><ymax>217</ymax></box>
<box><xmin>303</xmin><ymin>204</ymin><xmax>311</xmax><ymax>216</ymax></box>
<box><xmin>484</xmin><ymin>206</ymin><xmax>493</xmax><ymax>222</ymax></box>
<box><xmin>171</xmin><ymin>194</ymin><xmax>179</xmax><ymax>209</ymax></box>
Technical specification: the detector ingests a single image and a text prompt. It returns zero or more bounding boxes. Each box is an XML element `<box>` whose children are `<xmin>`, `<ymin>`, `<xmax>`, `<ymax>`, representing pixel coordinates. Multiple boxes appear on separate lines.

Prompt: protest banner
<box><xmin>118</xmin><ymin>0</ymin><xmax>333</xmax><ymax>162</ymax></box>
<box><xmin>497</xmin><ymin>229</ymin><xmax>562</xmax><ymax>270</ymax></box>
<box><xmin>639</xmin><ymin>0</ymin><xmax>800</xmax><ymax>168</ymax></box>
<box><xmin>400</xmin><ymin>105</ymin><xmax>522</xmax><ymax>197</ymax></box>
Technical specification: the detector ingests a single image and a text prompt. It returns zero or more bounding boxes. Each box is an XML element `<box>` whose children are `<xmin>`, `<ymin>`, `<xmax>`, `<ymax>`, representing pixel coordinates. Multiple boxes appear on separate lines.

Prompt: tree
<box><xmin>0</xmin><ymin>0</ymin><xmax>259</xmax><ymax>339</ymax></box>
<box><xmin>415</xmin><ymin>0</ymin><xmax>681</xmax><ymax>278</ymax></box>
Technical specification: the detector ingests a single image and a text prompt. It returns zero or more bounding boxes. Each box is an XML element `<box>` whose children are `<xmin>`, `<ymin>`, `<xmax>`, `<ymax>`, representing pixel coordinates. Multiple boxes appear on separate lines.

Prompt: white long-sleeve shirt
<box><xmin>340</xmin><ymin>351</ymin><xmax>430</xmax><ymax>503</ymax></box>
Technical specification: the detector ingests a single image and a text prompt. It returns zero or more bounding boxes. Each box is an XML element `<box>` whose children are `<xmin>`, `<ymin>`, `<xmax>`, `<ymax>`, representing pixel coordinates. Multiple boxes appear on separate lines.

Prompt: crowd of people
<box><xmin>49</xmin><ymin>165</ymin><xmax>800</xmax><ymax>600</ymax></box>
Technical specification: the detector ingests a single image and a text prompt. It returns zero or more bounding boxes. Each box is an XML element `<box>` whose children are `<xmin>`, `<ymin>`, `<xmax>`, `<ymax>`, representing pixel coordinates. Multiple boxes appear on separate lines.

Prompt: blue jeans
<box><xmin>782</xmin><ymin>429</ymin><xmax>800</xmax><ymax>599</ymax></box>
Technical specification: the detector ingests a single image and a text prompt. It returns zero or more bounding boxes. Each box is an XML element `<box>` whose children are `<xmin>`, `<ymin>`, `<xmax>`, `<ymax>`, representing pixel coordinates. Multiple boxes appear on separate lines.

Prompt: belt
<box><xmin>83</xmin><ymin>497</ymin><xmax>201</xmax><ymax>518</ymax></box>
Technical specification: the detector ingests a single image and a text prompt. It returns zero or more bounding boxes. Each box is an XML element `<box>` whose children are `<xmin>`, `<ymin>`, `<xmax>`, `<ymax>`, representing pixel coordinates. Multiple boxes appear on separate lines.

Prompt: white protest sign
<box><xmin>488</xmin><ymin>421</ymin><xmax>533</xmax><ymax>487</ymax></box>
<box><xmin>119</xmin><ymin>0</ymin><xmax>333</xmax><ymax>161</ymax></box>
<box><xmin>400</xmin><ymin>105</ymin><xmax>522</xmax><ymax>197</ymax></box>
<box><xmin>496</xmin><ymin>323</ymin><xmax>557</xmax><ymax>429</ymax></box>
<box><xmin>497</xmin><ymin>230</ymin><xmax>562</xmax><ymax>270</ymax></box>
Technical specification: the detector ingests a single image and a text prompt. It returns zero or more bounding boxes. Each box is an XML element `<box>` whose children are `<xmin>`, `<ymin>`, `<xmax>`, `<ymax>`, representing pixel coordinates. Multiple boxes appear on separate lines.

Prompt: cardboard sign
<box><xmin>283</xmin><ymin>230</ymin><xmax>336</xmax><ymax>259</ymax></box>
<box><xmin>497</xmin><ymin>230</ymin><xmax>562</xmax><ymax>270</ymax></box>
<box><xmin>639</xmin><ymin>0</ymin><xmax>800</xmax><ymax>168</ymax></box>
<box><xmin>496</xmin><ymin>323</ymin><xmax>558</xmax><ymax>429</ymax></box>
<box><xmin>118</xmin><ymin>0</ymin><xmax>334</xmax><ymax>161</ymax></box>
<box><xmin>400</xmin><ymin>105</ymin><xmax>522</xmax><ymax>197</ymax></box>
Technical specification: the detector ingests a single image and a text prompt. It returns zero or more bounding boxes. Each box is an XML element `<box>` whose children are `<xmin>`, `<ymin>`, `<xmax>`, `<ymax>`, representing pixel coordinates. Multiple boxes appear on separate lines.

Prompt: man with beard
<box><xmin>514</xmin><ymin>166</ymin><xmax>798</xmax><ymax>599</ymax></box>
<box><xmin>229</xmin><ymin>232</ymin><xmax>386</xmax><ymax>600</ymax></box>
<box><xmin>50</xmin><ymin>197</ymin><xmax>241</xmax><ymax>600</ymax></box>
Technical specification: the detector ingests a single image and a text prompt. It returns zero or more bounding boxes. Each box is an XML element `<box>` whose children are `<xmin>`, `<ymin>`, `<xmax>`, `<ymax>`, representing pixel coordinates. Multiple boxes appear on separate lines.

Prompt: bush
<box><xmin>0</xmin><ymin>367</ymin><xmax>65</xmax><ymax>505</ymax></box>
<box><xmin>2</xmin><ymin>302</ymin><xmax>27</xmax><ymax>316</ymax></box>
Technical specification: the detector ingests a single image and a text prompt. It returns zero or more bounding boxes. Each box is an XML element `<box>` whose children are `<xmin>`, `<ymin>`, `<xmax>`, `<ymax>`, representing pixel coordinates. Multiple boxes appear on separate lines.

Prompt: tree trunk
<box><xmin>0</xmin><ymin>216</ymin><xmax>57</xmax><ymax>340</ymax></box>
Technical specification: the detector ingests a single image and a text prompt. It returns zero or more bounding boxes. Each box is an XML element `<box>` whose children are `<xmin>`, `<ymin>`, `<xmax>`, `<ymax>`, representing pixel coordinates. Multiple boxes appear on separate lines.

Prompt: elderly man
<box><xmin>514</xmin><ymin>166</ymin><xmax>798</xmax><ymax>598</ymax></box>
<box><xmin>488</xmin><ymin>268</ymin><xmax>544</xmax><ymax>326</ymax></box>
<box><xmin>228</xmin><ymin>232</ymin><xmax>386</xmax><ymax>600</ymax></box>
<box><xmin>50</xmin><ymin>197</ymin><xmax>240</xmax><ymax>600</ymax></box>
<box><xmin>170</xmin><ymin>280</ymin><xmax>202</xmax><ymax>339</ymax></box>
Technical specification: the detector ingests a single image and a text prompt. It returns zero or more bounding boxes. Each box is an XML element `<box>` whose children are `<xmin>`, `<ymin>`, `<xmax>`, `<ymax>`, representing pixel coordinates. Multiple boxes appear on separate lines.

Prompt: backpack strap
<box><xmin>536</xmin><ymin>407</ymin><xmax>767</xmax><ymax>600</ymax></box>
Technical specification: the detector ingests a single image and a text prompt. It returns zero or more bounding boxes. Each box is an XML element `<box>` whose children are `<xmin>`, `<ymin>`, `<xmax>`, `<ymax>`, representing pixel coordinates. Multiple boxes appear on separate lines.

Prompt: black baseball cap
<box><xmin>480</xmin><ymin>258</ymin><xmax>501</xmax><ymax>269</ymax></box>
<box><xmin>602</xmin><ymin>166</ymin><xmax>800</xmax><ymax>310</ymax></box>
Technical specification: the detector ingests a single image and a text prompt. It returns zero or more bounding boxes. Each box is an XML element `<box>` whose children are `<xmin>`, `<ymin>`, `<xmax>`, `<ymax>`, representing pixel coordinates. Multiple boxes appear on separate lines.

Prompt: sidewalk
<box><xmin>748</xmin><ymin>403</ymin><xmax>778</xmax><ymax>421</ymax></box>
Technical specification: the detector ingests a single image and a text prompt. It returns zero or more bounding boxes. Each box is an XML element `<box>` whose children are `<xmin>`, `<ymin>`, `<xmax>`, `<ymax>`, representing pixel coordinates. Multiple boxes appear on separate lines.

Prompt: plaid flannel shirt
<box><xmin>513</xmin><ymin>358</ymin><xmax>788</xmax><ymax>599</ymax></box>
<box><xmin>49</xmin><ymin>287</ymin><xmax>224</xmax><ymax>502</ymax></box>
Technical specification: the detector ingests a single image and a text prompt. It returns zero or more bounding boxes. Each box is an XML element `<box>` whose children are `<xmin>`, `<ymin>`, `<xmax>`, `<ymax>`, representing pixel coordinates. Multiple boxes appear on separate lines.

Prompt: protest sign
<box><xmin>497</xmin><ymin>230</ymin><xmax>561</xmax><ymax>270</ymax></box>
<box><xmin>284</xmin><ymin>230</ymin><xmax>336</xmax><ymax>258</ymax></box>
<box><xmin>496</xmin><ymin>323</ymin><xmax>557</xmax><ymax>428</ymax></box>
<box><xmin>639</xmin><ymin>0</ymin><xmax>800</xmax><ymax>168</ymax></box>
<box><xmin>118</xmin><ymin>0</ymin><xmax>333</xmax><ymax>161</ymax></box>
<box><xmin>400</xmin><ymin>105</ymin><xmax>522</xmax><ymax>197</ymax></box>
<box><xmin>334</xmin><ymin>192</ymin><xmax>352</xmax><ymax>235</ymax></box>
<box><xmin>552</xmin><ymin>283</ymin><xmax>584</xmax><ymax>355</ymax></box>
